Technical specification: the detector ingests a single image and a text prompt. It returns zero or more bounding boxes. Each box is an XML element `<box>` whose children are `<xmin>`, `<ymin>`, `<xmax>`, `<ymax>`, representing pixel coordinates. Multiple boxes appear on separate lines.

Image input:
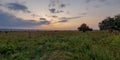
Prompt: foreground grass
<box><xmin>0</xmin><ymin>31</ymin><xmax>120</xmax><ymax>60</ymax></box>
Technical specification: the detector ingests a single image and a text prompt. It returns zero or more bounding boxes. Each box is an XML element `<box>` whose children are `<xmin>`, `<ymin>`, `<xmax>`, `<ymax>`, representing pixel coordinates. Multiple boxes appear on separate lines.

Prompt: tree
<box><xmin>99</xmin><ymin>14</ymin><xmax>120</xmax><ymax>31</ymax></box>
<box><xmin>99</xmin><ymin>17</ymin><xmax>115</xmax><ymax>30</ymax></box>
<box><xmin>78</xmin><ymin>23</ymin><xmax>93</xmax><ymax>32</ymax></box>
<box><xmin>114</xmin><ymin>14</ymin><xmax>120</xmax><ymax>31</ymax></box>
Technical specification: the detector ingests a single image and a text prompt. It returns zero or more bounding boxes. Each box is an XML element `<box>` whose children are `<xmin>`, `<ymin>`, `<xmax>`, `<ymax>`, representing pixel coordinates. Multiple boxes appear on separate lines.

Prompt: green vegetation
<box><xmin>99</xmin><ymin>14</ymin><xmax>120</xmax><ymax>31</ymax></box>
<box><xmin>0</xmin><ymin>31</ymin><xmax>120</xmax><ymax>60</ymax></box>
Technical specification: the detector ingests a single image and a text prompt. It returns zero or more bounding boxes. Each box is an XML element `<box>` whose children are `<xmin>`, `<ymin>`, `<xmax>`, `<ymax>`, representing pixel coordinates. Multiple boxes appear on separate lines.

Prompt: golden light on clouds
<box><xmin>35</xmin><ymin>21</ymin><xmax>78</xmax><ymax>30</ymax></box>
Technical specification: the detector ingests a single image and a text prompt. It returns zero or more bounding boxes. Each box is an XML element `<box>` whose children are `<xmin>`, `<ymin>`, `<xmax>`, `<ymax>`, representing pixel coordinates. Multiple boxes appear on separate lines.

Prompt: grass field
<box><xmin>0</xmin><ymin>31</ymin><xmax>120</xmax><ymax>60</ymax></box>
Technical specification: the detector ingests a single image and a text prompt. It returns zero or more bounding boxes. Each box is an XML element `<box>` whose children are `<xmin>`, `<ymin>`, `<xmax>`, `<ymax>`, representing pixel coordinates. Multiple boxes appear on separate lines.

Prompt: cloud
<box><xmin>0</xmin><ymin>10</ymin><xmax>50</xmax><ymax>28</ymax></box>
<box><xmin>99</xmin><ymin>0</ymin><xmax>107</xmax><ymax>2</ymax></box>
<box><xmin>85</xmin><ymin>0</ymin><xmax>92</xmax><ymax>3</ymax></box>
<box><xmin>56</xmin><ymin>10</ymin><xmax>63</xmax><ymax>13</ymax></box>
<box><xmin>49</xmin><ymin>8</ymin><xmax>56</xmax><ymax>13</ymax></box>
<box><xmin>48</xmin><ymin>0</ymin><xmax>60</xmax><ymax>7</ymax></box>
<box><xmin>6</xmin><ymin>3</ymin><xmax>31</xmax><ymax>13</ymax></box>
<box><xmin>0</xmin><ymin>1</ymin><xmax>3</xmax><ymax>6</ymax></box>
<box><xmin>52</xmin><ymin>15</ymin><xmax>58</xmax><ymax>18</ymax></box>
<box><xmin>0</xmin><ymin>4</ymin><xmax>2</xmax><ymax>6</ymax></box>
<box><xmin>48</xmin><ymin>0</ymin><xmax>68</xmax><ymax>14</ymax></box>
<box><xmin>85</xmin><ymin>0</ymin><xmax>107</xmax><ymax>3</ymax></box>
<box><xmin>59</xmin><ymin>16</ymin><xmax>82</xmax><ymax>23</ymax></box>
<box><xmin>45</xmin><ymin>15</ymin><xmax>58</xmax><ymax>18</ymax></box>
<box><xmin>31</xmin><ymin>14</ymin><xmax>40</xmax><ymax>17</ymax></box>
<box><xmin>67</xmin><ymin>16</ymin><xmax>82</xmax><ymax>19</ymax></box>
<box><xmin>59</xmin><ymin>4</ymin><xmax>66</xmax><ymax>8</ymax></box>
<box><xmin>49</xmin><ymin>0</ymin><xmax>67</xmax><ymax>8</ymax></box>
<box><xmin>58</xmin><ymin>19</ymin><xmax>68</xmax><ymax>22</ymax></box>
<box><xmin>80</xmin><ymin>12</ymin><xmax>87</xmax><ymax>15</ymax></box>
<box><xmin>84</xmin><ymin>0</ymin><xmax>108</xmax><ymax>9</ymax></box>
<box><xmin>40</xmin><ymin>18</ymin><xmax>51</xmax><ymax>25</ymax></box>
<box><xmin>49</xmin><ymin>8</ymin><xmax>63</xmax><ymax>13</ymax></box>
<box><xmin>94</xmin><ymin>5</ymin><xmax>101</xmax><ymax>8</ymax></box>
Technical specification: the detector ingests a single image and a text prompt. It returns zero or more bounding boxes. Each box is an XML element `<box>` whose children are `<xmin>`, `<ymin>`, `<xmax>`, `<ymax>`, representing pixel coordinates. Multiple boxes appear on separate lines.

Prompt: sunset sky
<box><xmin>0</xmin><ymin>0</ymin><xmax>120</xmax><ymax>30</ymax></box>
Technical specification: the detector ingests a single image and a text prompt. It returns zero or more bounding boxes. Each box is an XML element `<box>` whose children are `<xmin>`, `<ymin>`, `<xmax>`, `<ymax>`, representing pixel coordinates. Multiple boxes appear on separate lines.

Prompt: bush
<box><xmin>78</xmin><ymin>23</ymin><xmax>93</xmax><ymax>32</ymax></box>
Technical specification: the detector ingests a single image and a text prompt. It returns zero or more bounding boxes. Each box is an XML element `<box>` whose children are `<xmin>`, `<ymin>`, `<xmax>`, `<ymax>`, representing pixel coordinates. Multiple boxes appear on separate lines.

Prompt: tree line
<box><xmin>78</xmin><ymin>14</ymin><xmax>120</xmax><ymax>32</ymax></box>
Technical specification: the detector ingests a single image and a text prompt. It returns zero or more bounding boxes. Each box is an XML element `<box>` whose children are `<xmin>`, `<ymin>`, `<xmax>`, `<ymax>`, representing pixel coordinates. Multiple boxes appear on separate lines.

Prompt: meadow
<box><xmin>0</xmin><ymin>31</ymin><xmax>120</xmax><ymax>60</ymax></box>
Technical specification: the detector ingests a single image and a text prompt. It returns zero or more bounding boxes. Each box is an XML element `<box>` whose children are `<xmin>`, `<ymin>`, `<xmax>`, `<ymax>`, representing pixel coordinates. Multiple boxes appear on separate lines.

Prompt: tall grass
<box><xmin>0</xmin><ymin>31</ymin><xmax>120</xmax><ymax>60</ymax></box>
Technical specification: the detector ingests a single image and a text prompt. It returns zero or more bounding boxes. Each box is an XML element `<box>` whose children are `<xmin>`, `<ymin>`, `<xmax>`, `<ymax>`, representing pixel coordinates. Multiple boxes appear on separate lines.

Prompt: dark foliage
<box><xmin>78</xmin><ymin>23</ymin><xmax>93</xmax><ymax>32</ymax></box>
<box><xmin>5</xmin><ymin>31</ymin><xmax>8</xmax><ymax>34</ymax></box>
<box><xmin>99</xmin><ymin>14</ymin><xmax>120</xmax><ymax>31</ymax></box>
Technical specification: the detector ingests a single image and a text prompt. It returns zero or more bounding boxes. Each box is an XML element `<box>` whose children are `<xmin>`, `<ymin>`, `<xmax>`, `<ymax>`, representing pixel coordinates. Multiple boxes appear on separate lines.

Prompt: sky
<box><xmin>0</xmin><ymin>0</ymin><xmax>120</xmax><ymax>30</ymax></box>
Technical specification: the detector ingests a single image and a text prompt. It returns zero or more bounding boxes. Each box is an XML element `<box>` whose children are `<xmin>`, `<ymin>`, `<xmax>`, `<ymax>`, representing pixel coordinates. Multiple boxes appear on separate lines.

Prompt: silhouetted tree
<box><xmin>114</xmin><ymin>14</ymin><xmax>120</xmax><ymax>31</ymax></box>
<box><xmin>99</xmin><ymin>14</ymin><xmax>120</xmax><ymax>32</ymax></box>
<box><xmin>78</xmin><ymin>23</ymin><xmax>93</xmax><ymax>32</ymax></box>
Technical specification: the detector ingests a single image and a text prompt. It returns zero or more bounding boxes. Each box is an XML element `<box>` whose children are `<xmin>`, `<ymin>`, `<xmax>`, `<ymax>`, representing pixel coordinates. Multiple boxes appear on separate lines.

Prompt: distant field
<box><xmin>0</xmin><ymin>31</ymin><xmax>120</xmax><ymax>60</ymax></box>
